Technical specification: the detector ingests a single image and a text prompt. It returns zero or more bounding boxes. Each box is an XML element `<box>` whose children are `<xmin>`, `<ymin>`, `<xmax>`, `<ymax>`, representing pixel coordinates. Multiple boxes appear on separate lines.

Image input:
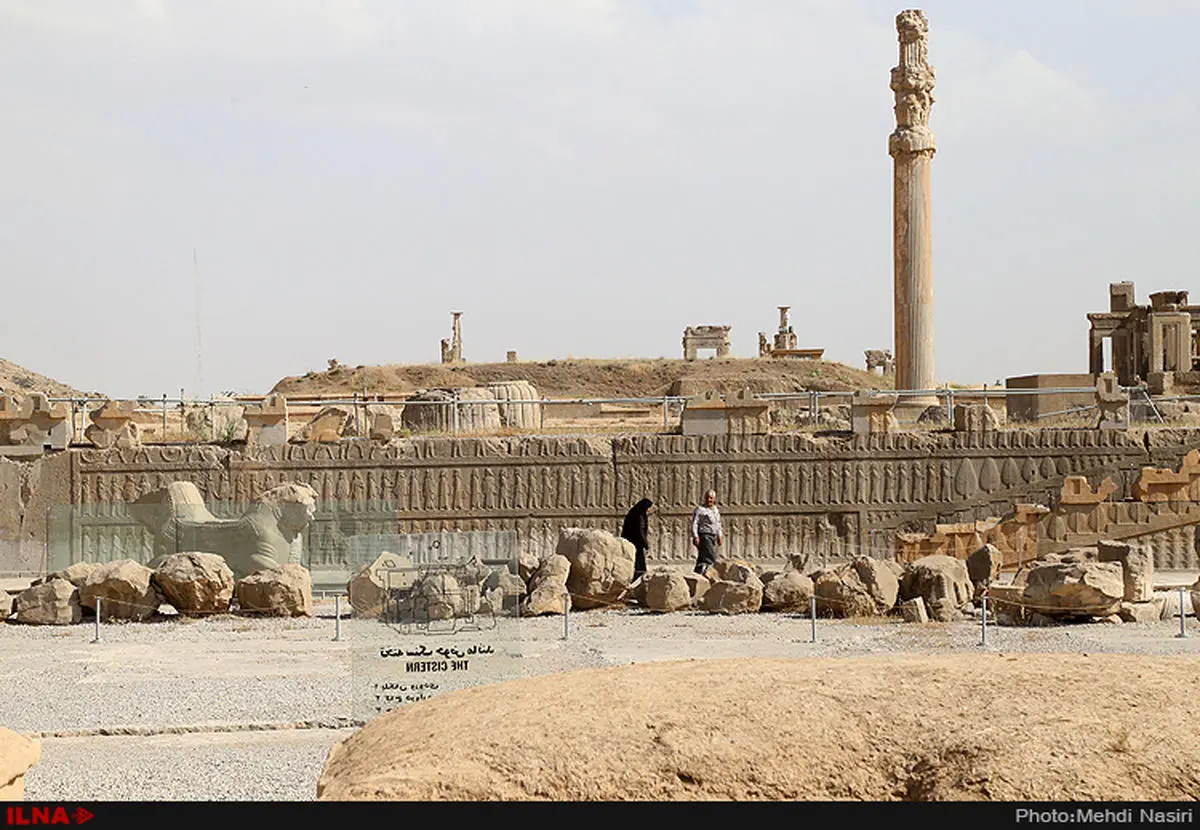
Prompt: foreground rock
<box><xmin>522</xmin><ymin>555</ymin><xmax>570</xmax><ymax>616</ymax></box>
<box><xmin>49</xmin><ymin>562</ymin><xmax>98</xmax><ymax>587</ymax></box>
<box><xmin>315</xmin><ymin>654</ymin><xmax>1200</xmax><ymax>801</ymax></box>
<box><xmin>813</xmin><ymin>558</ymin><xmax>899</xmax><ymax>617</ymax></box>
<box><xmin>700</xmin><ymin>564</ymin><xmax>763</xmax><ymax>615</ymax></box>
<box><xmin>0</xmin><ymin>591</ymin><xmax>11</xmax><ymax>621</ymax></box>
<box><xmin>80</xmin><ymin>559</ymin><xmax>161</xmax><ymax>621</ymax></box>
<box><xmin>152</xmin><ymin>552</ymin><xmax>234</xmax><ymax>616</ymax></box>
<box><xmin>0</xmin><ymin>727</ymin><xmax>40</xmax><ymax>799</ymax></box>
<box><xmin>1097</xmin><ymin>540</ymin><xmax>1153</xmax><ymax>603</ymax></box>
<box><xmin>682</xmin><ymin>573</ymin><xmax>710</xmax><ymax>605</ymax></box>
<box><xmin>348</xmin><ymin>552</ymin><xmax>416</xmax><ymax>618</ymax></box>
<box><xmin>643</xmin><ymin>570</ymin><xmax>692</xmax><ymax>613</ymax></box>
<box><xmin>966</xmin><ymin>544</ymin><xmax>1002</xmax><ymax>594</ymax></box>
<box><xmin>404</xmin><ymin>573</ymin><xmax>475</xmax><ymax>621</ymax></box>
<box><xmin>14</xmin><ymin>578</ymin><xmax>81</xmax><ymax>625</ymax></box>
<box><xmin>900</xmin><ymin>596</ymin><xmax>929</xmax><ymax>623</ymax></box>
<box><xmin>556</xmin><ymin>528</ymin><xmax>636</xmax><ymax>610</ymax></box>
<box><xmin>234</xmin><ymin>564</ymin><xmax>313</xmax><ymax>617</ymax></box>
<box><xmin>1022</xmin><ymin>560</ymin><xmax>1124</xmax><ymax>618</ymax></box>
<box><xmin>761</xmin><ymin>571</ymin><xmax>814</xmax><ymax>612</ymax></box>
<box><xmin>480</xmin><ymin>568</ymin><xmax>526</xmax><ymax>616</ymax></box>
<box><xmin>900</xmin><ymin>555</ymin><xmax>973</xmax><ymax>622</ymax></box>
<box><xmin>1118</xmin><ymin>600</ymin><xmax>1164</xmax><ymax>624</ymax></box>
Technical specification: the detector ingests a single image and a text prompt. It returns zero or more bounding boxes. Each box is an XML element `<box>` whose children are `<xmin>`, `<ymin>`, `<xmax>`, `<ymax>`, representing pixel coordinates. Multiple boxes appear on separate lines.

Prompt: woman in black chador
<box><xmin>621</xmin><ymin>498</ymin><xmax>653</xmax><ymax>581</ymax></box>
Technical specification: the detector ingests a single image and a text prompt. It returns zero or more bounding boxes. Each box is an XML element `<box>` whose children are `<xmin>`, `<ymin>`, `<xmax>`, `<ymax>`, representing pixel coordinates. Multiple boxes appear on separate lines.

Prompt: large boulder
<box><xmin>152</xmin><ymin>552</ymin><xmax>234</xmax><ymax>616</ymax></box>
<box><xmin>0</xmin><ymin>591</ymin><xmax>11</xmax><ymax>621</ymax></box>
<box><xmin>556</xmin><ymin>528</ymin><xmax>636</xmax><ymax>611</ymax></box>
<box><xmin>703</xmin><ymin>560</ymin><xmax>758</xmax><ymax>584</ymax></box>
<box><xmin>643</xmin><ymin>570</ymin><xmax>692</xmax><ymax>613</ymax></box>
<box><xmin>14</xmin><ymin>578</ymin><xmax>81</xmax><ymax>625</ymax></box>
<box><xmin>522</xmin><ymin>555</ymin><xmax>571</xmax><ymax>616</ymax></box>
<box><xmin>813</xmin><ymin>557</ymin><xmax>899</xmax><ymax>618</ymax></box>
<box><xmin>1097</xmin><ymin>540</ymin><xmax>1154</xmax><ymax>603</ymax></box>
<box><xmin>1022</xmin><ymin>560</ymin><xmax>1124</xmax><ymax>618</ymax></box>
<box><xmin>518</xmin><ymin>551</ymin><xmax>541</xmax><ymax>585</ymax></box>
<box><xmin>1119</xmin><ymin>600</ymin><xmax>1164</xmax><ymax>624</ymax></box>
<box><xmin>966</xmin><ymin>544</ymin><xmax>1003</xmax><ymax>590</ymax></box>
<box><xmin>348</xmin><ymin>552</ymin><xmax>416</xmax><ymax>619</ymax></box>
<box><xmin>234</xmin><ymin>564</ymin><xmax>313</xmax><ymax>617</ymax></box>
<box><xmin>80</xmin><ymin>559</ymin><xmax>161</xmax><ymax>621</ymax></box>
<box><xmin>480</xmin><ymin>568</ymin><xmax>526</xmax><ymax>616</ymax></box>
<box><xmin>900</xmin><ymin>555</ymin><xmax>974</xmax><ymax>622</ymax></box>
<box><xmin>761</xmin><ymin>571</ymin><xmax>814</xmax><ymax>612</ymax></box>
<box><xmin>405</xmin><ymin>573</ymin><xmax>474</xmax><ymax>621</ymax></box>
<box><xmin>299</xmin><ymin>406</ymin><xmax>353</xmax><ymax>442</ymax></box>
<box><xmin>682</xmin><ymin>572</ymin><xmax>710</xmax><ymax>605</ymax></box>
<box><xmin>0</xmin><ymin>727</ymin><xmax>40</xmax><ymax>800</ymax></box>
<box><xmin>700</xmin><ymin>577</ymin><xmax>763</xmax><ymax>615</ymax></box>
<box><xmin>52</xmin><ymin>561</ymin><xmax>98</xmax><ymax>587</ymax></box>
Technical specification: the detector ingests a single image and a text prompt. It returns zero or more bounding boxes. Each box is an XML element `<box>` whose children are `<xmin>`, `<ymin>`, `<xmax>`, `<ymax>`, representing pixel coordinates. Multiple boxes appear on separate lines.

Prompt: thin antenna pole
<box><xmin>193</xmin><ymin>248</ymin><xmax>203</xmax><ymax>396</ymax></box>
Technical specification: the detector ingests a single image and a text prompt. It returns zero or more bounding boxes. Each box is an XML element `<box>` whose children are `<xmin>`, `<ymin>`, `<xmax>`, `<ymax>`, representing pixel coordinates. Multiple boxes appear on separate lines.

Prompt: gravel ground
<box><xmin>24</xmin><ymin>729</ymin><xmax>358</xmax><ymax>801</ymax></box>
<box><xmin>5</xmin><ymin>597</ymin><xmax>1200</xmax><ymax>800</ymax></box>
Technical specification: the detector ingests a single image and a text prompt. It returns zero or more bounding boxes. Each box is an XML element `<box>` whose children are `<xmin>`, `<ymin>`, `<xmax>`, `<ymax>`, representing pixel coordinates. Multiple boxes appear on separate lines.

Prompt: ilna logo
<box><xmin>5</xmin><ymin>806</ymin><xmax>93</xmax><ymax>825</ymax></box>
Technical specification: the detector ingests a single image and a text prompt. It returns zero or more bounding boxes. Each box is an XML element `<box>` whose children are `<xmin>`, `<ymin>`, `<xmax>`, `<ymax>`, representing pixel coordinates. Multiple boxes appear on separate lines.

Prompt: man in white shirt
<box><xmin>690</xmin><ymin>489</ymin><xmax>724</xmax><ymax>574</ymax></box>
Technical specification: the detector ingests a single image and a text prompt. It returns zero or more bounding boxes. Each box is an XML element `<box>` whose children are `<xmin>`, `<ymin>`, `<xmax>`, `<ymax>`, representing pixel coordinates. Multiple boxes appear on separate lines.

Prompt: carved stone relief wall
<box><xmin>27</xmin><ymin>428</ymin><xmax>1200</xmax><ymax>576</ymax></box>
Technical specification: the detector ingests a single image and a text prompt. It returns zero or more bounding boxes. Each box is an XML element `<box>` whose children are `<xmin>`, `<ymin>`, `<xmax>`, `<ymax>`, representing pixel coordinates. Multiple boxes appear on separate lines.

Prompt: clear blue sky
<box><xmin>1</xmin><ymin>1</ymin><xmax>1196</xmax><ymax>397</ymax></box>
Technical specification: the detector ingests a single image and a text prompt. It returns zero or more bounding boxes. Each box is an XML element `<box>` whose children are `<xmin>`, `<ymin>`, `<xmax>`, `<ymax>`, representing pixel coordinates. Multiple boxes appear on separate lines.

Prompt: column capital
<box><xmin>890</xmin><ymin>9</ymin><xmax>935</xmax><ymax>158</ymax></box>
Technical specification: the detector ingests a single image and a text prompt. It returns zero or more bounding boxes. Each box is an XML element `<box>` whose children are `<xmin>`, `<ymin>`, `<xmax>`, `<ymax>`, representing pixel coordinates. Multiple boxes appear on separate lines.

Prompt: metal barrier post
<box><xmin>980</xmin><ymin>595</ymin><xmax>988</xmax><ymax>647</ymax></box>
<box><xmin>334</xmin><ymin>595</ymin><xmax>342</xmax><ymax>641</ymax></box>
<box><xmin>810</xmin><ymin>595</ymin><xmax>817</xmax><ymax>643</ymax></box>
<box><xmin>662</xmin><ymin>399</ymin><xmax>669</xmax><ymax>430</ymax></box>
<box><xmin>563</xmin><ymin>591</ymin><xmax>570</xmax><ymax>640</ymax></box>
<box><xmin>1178</xmin><ymin>586</ymin><xmax>1188</xmax><ymax>639</ymax></box>
<box><xmin>91</xmin><ymin>597</ymin><xmax>102</xmax><ymax>644</ymax></box>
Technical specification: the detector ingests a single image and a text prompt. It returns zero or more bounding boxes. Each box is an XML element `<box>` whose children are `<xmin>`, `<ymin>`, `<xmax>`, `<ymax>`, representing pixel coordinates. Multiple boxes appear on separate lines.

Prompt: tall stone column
<box><xmin>890</xmin><ymin>10</ymin><xmax>937</xmax><ymax>405</ymax></box>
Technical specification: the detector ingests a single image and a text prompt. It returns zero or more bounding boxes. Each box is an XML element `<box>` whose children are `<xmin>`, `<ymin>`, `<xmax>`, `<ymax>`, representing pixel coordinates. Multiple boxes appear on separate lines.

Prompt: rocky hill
<box><xmin>271</xmin><ymin>358</ymin><xmax>893</xmax><ymax>400</ymax></box>
<box><xmin>0</xmin><ymin>358</ymin><xmax>94</xmax><ymax>399</ymax></box>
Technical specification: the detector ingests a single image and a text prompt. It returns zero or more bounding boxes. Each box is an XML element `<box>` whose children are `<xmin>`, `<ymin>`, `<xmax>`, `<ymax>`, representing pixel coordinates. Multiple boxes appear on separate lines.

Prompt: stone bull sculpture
<box><xmin>130</xmin><ymin>481</ymin><xmax>319</xmax><ymax>580</ymax></box>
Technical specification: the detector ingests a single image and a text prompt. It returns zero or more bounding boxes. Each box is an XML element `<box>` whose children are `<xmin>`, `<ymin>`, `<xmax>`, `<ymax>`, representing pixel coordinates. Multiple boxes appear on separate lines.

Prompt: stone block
<box><xmin>900</xmin><ymin>596</ymin><xmax>928</xmax><ymax>623</ymax></box>
<box><xmin>244</xmin><ymin>394</ymin><xmax>288</xmax><ymax>447</ymax></box>
<box><xmin>953</xmin><ymin>404</ymin><xmax>1001</xmax><ymax>433</ymax></box>
<box><xmin>1096</xmin><ymin>540</ymin><xmax>1154</xmax><ymax>603</ymax></box>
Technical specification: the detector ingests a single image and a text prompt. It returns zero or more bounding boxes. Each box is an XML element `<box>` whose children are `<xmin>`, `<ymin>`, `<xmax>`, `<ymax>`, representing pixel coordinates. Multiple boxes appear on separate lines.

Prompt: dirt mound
<box><xmin>0</xmin><ymin>358</ymin><xmax>93</xmax><ymax>399</ymax></box>
<box><xmin>272</xmin><ymin>358</ymin><xmax>891</xmax><ymax>400</ymax></box>
<box><xmin>317</xmin><ymin>654</ymin><xmax>1200</xmax><ymax>801</ymax></box>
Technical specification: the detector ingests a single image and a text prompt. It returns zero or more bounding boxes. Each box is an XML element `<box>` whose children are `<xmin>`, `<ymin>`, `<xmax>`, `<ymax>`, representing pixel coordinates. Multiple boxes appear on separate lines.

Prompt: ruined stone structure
<box><xmin>682</xmin><ymin>326</ymin><xmax>731</xmax><ymax>361</ymax></box>
<box><xmin>243</xmin><ymin>394</ymin><xmax>288</xmax><ymax>447</ymax></box>
<box><xmin>758</xmin><ymin>308</ymin><xmax>823</xmax><ymax>360</ymax></box>
<box><xmin>440</xmin><ymin>312</ymin><xmax>464</xmax><ymax>364</ymax></box>
<box><xmin>0</xmin><ymin>394</ymin><xmax>70</xmax><ymax>453</ymax></box>
<box><xmin>1087</xmin><ymin>282</ymin><xmax>1200</xmax><ymax>393</ymax></box>
<box><xmin>890</xmin><ymin>9</ymin><xmax>937</xmax><ymax>404</ymax></box>
<box><xmin>851</xmin><ymin>391</ymin><xmax>898</xmax><ymax>436</ymax></box>
<box><xmin>3</xmin><ymin>425</ymin><xmax>1196</xmax><ymax>584</ymax></box>
<box><xmin>681</xmin><ymin>390</ymin><xmax>769</xmax><ymax>437</ymax></box>
<box><xmin>864</xmin><ymin>350</ymin><xmax>895</xmax><ymax>376</ymax></box>
<box><xmin>901</xmin><ymin>449</ymin><xmax>1200</xmax><ymax>572</ymax></box>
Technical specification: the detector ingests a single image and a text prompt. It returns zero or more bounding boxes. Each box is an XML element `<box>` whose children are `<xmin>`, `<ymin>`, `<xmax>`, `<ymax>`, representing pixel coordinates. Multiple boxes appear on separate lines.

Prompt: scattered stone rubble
<box><xmin>4</xmin><ymin>559</ymin><xmax>316</xmax><ymax>624</ymax></box>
